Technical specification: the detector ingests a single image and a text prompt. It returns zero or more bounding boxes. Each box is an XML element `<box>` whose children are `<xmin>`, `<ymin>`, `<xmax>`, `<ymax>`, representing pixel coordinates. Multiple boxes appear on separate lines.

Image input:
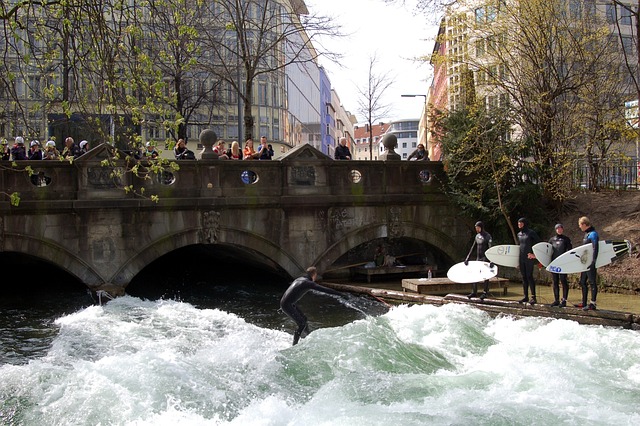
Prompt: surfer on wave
<box><xmin>280</xmin><ymin>266</ymin><xmax>345</xmax><ymax>345</ymax></box>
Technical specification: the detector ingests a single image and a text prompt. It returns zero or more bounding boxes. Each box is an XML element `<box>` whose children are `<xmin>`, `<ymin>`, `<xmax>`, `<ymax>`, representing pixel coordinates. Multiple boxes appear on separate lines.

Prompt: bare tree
<box><xmin>199</xmin><ymin>0</ymin><xmax>343</xmax><ymax>141</ymax></box>
<box><xmin>356</xmin><ymin>54</ymin><xmax>393</xmax><ymax>160</ymax></box>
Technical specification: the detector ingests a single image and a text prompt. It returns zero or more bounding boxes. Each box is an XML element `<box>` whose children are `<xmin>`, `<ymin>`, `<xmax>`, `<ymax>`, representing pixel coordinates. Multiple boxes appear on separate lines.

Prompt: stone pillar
<box><xmin>199</xmin><ymin>129</ymin><xmax>218</xmax><ymax>160</ymax></box>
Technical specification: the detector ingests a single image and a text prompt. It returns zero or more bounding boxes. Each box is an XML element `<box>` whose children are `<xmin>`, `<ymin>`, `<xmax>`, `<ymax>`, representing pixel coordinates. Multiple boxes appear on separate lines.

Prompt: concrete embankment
<box><xmin>323</xmin><ymin>282</ymin><xmax>640</xmax><ymax>330</ymax></box>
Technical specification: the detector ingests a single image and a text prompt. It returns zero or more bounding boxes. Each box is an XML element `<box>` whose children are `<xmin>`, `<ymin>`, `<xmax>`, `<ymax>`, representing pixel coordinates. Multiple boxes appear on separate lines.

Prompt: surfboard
<box><xmin>485</xmin><ymin>244</ymin><xmax>520</xmax><ymax>268</ymax></box>
<box><xmin>532</xmin><ymin>242</ymin><xmax>554</xmax><ymax>267</ymax></box>
<box><xmin>546</xmin><ymin>240</ymin><xmax>631</xmax><ymax>274</ymax></box>
<box><xmin>447</xmin><ymin>260</ymin><xmax>498</xmax><ymax>283</ymax></box>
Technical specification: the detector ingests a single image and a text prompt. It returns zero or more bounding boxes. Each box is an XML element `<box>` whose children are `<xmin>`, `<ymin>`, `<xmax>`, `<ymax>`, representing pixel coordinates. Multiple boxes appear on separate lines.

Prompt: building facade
<box><xmin>380</xmin><ymin>119</ymin><xmax>420</xmax><ymax>160</ymax></box>
<box><xmin>0</xmin><ymin>0</ymin><xmax>350</xmax><ymax>160</ymax></box>
<box><xmin>353</xmin><ymin>122</ymin><xmax>390</xmax><ymax>160</ymax></box>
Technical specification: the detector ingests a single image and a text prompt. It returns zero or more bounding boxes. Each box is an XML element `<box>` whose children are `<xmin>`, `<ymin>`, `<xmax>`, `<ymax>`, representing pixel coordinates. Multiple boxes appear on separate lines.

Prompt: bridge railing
<box><xmin>1</xmin><ymin>148</ymin><xmax>446</xmax><ymax>209</ymax></box>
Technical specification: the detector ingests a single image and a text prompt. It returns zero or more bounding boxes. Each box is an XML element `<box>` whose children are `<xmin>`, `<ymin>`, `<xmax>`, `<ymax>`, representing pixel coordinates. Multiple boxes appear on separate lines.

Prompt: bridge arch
<box><xmin>2</xmin><ymin>233</ymin><xmax>103</xmax><ymax>286</ymax></box>
<box><xmin>110</xmin><ymin>226</ymin><xmax>306</xmax><ymax>289</ymax></box>
<box><xmin>315</xmin><ymin>221</ymin><xmax>460</xmax><ymax>274</ymax></box>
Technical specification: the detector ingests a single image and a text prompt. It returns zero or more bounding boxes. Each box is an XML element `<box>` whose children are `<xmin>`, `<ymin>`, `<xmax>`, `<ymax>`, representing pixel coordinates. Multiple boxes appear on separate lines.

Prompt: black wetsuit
<box><xmin>518</xmin><ymin>225</ymin><xmax>540</xmax><ymax>301</ymax></box>
<box><xmin>579</xmin><ymin>226</ymin><xmax>599</xmax><ymax>306</ymax></box>
<box><xmin>471</xmin><ymin>228</ymin><xmax>492</xmax><ymax>295</ymax></box>
<box><xmin>280</xmin><ymin>275</ymin><xmax>342</xmax><ymax>345</ymax></box>
<box><xmin>549</xmin><ymin>233</ymin><xmax>572</xmax><ymax>303</ymax></box>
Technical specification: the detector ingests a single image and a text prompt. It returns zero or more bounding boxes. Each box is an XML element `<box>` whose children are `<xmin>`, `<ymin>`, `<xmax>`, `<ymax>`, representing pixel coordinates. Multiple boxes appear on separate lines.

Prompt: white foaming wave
<box><xmin>5</xmin><ymin>296</ymin><xmax>293</xmax><ymax>425</ymax></box>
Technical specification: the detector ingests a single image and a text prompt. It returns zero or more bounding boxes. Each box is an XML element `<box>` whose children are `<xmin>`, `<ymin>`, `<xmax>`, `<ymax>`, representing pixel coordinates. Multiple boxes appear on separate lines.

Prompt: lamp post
<box><xmin>227</xmin><ymin>22</ymin><xmax>243</xmax><ymax>141</ymax></box>
<box><xmin>401</xmin><ymin>94</ymin><xmax>428</xmax><ymax>152</ymax></box>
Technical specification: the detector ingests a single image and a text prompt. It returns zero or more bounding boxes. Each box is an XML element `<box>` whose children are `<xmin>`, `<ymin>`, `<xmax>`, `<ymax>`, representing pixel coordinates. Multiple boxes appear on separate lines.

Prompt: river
<box><xmin>1</xmin><ymin>279</ymin><xmax>639</xmax><ymax>425</ymax></box>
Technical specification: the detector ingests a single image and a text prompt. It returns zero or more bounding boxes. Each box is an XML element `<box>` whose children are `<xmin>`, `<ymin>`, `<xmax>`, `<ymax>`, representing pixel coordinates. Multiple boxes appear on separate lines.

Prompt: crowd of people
<box><xmin>1</xmin><ymin>136</ymin><xmax>89</xmax><ymax>161</ymax></box>
<box><xmin>3</xmin><ymin>135</ymin><xmax>439</xmax><ymax>163</ymax></box>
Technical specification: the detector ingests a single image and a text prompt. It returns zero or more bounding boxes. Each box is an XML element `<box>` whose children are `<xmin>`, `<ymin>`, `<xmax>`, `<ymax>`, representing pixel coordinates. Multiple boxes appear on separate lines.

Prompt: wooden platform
<box><xmin>402</xmin><ymin>276</ymin><xmax>509</xmax><ymax>296</ymax></box>
<box><xmin>351</xmin><ymin>265</ymin><xmax>435</xmax><ymax>283</ymax></box>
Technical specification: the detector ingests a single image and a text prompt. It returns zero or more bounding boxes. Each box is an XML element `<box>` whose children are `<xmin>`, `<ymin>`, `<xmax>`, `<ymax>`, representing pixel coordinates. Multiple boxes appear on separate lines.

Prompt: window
<box><xmin>486</xmin><ymin>5</ymin><xmax>497</xmax><ymax>22</ymax></box>
<box><xmin>621</xmin><ymin>8</ymin><xmax>632</xmax><ymax>26</ymax></box>
<box><xmin>622</xmin><ymin>36</ymin><xmax>633</xmax><ymax>54</ymax></box>
<box><xmin>476</xmin><ymin>39</ymin><xmax>485</xmax><ymax>57</ymax></box>
<box><xmin>606</xmin><ymin>4</ymin><xmax>616</xmax><ymax>24</ymax></box>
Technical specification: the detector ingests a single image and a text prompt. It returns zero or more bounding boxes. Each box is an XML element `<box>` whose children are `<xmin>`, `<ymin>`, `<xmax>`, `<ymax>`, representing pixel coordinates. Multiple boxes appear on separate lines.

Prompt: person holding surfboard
<box><xmin>578</xmin><ymin>216</ymin><xmax>599</xmax><ymax>311</ymax></box>
<box><xmin>548</xmin><ymin>224</ymin><xmax>572</xmax><ymax>307</ymax></box>
<box><xmin>517</xmin><ymin>217</ymin><xmax>540</xmax><ymax>305</ymax></box>
<box><xmin>465</xmin><ymin>221</ymin><xmax>493</xmax><ymax>300</ymax></box>
<box><xmin>280</xmin><ymin>266</ymin><xmax>345</xmax><ymax>345</ymax></box>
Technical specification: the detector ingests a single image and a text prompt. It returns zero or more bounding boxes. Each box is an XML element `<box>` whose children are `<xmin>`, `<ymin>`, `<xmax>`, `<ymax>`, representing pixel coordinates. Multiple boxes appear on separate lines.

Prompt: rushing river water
<box><xmin>1</xmin><ymin>280</ymin><xmax>640</xmax><ymax>425</ymax></box>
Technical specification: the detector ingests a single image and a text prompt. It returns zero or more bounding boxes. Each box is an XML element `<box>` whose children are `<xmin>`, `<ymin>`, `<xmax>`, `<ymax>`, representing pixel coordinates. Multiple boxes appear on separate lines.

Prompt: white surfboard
<box><xmin>485</xmin><ymin>244</ymin><xmax>520</xmax><ymax>268</ymax></box>
<box><xmin>546</xmin><ymin>240</ymin><xmax>631</xmax><ymax>274</ymax></box>
<box><xmin>532</xmin><ymin>242</ymin><xmax>554</xmax><ymax>267</ymax></box>
<box><xmin>447</xmin><ymin>260</ymin><xmax>498</xmax><ymax>284</ymax></box>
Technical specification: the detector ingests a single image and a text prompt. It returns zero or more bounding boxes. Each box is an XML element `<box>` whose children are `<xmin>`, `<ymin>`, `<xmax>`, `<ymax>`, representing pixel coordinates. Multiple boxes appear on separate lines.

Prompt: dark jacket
<box><xmin>335</xmin><ymin>145</ymin><xmax>352</xmax><ymax>160</ymax></box>
<box><xmin>408</xmin><ymin>148</ymin><xmax>428</xmax><ymax>161</ymax></box>
<box><xmin>11</xmin><ymin>144</ymin><xmax>28</xmax><ymax>161</ymax></box>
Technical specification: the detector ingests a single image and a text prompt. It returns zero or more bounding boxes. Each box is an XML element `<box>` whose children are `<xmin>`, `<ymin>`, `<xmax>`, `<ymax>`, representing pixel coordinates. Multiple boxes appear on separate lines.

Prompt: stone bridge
<box><xmin>0</xmin><ymin>143</ymin><xmax>470</xmax><ymax>295</ymax></box>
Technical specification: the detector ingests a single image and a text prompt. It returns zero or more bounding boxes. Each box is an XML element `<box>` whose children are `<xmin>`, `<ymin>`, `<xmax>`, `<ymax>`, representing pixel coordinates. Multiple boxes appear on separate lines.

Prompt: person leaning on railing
<box><xmin>408</xmin><ymin>144</ymin><xmax>429</xmax><ymax>161</ymax></box>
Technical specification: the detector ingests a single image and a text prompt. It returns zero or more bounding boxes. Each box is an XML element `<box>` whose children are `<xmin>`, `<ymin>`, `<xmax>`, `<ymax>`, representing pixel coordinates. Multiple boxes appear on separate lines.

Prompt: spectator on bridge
<box><xmin>11</xmin><ymin>136</ymin><xmax>28</xmax><ymax>161</ymax></box>
<box><xmin>227</xmin><ymin>140</ymin><xmax>243</xmax><ymax>160</ymax></box>
<box><xmin>257</xmin><ymin>136</ymin><xmax>272</xmax><ymax>160</ymax></box>
<box><xmin>408</xmin><ymin>144</ymin><xmax>429</xmax><ymax>161</ymax></box>
<box><xmin>335</xmin><ymin>137</ymin><xmax>352</xmax><ymax>160</ymax></box>
<box><xmin>29</xmin><ymin>140</ymin><xmax>43</xmax><ymax>160</ymax></box>
<box><xmin>79</xmin><ymin>140</ymin><xmax>90</xmax><ymax>155</ymax></box>
<box><xmin>465</xmin><ymin>221</ymin><xmax>492</xmax><ymax>300</ymax></box>
<box><xmin>62</xmin><ymin>136</ymin><xmax>82</xmax><ymax>159</ymax></box>
<box><xmin>143</xmin><ymin>142</ymin><xmax>158</xmax><ymax>159</ymax></box>
<box><xmin>214</xmin><ymin>140</ymin><xmax>229</xmax><ymax>159</ymax></box>
<box><xmin>174</xmin><ymin>138</ymin><xmax>195</xmax><ymax>160</ymax></box>
<box><xmin>243</xmin><ymin>138</ymin><xmax>257</xmax><ymax>160</ymax></box>
<box><xmin>2</xmin><ymin>139</ymin><xmax>11</xmax><ymax>160</ymax></box>
<box><xmin>43</xmin><ymin>140</ymin><xmax>61</xmax><ymax>160</ymax></box>
<box><xmin>280</xmin><ymin>266</ymin><xmax>346</xmax><ymax>346</ymax></box>
<box><xmin>268</xmin><ymin>143</ymin><xmax>275</xmax><ymax>159</ymax></box>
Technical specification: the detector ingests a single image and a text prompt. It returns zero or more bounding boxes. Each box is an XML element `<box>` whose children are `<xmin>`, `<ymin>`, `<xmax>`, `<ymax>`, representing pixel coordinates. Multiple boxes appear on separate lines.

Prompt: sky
<box><xmin>305</xmin><ymin>0</ymin><xmax>439</xmax><ymax>124</ymax></box>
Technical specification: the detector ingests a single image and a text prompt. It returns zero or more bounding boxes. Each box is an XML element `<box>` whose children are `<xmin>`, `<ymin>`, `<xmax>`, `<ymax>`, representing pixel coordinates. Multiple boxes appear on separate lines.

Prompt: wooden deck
<box><xmin>402</xmin><ymin>277</ymin><xmax>509</xmax><ymax>296</ymax></box>
<box><xmin>351</xmin><ymin>265</ymin><xmax>435</xmax><ymax>283</ymax></box>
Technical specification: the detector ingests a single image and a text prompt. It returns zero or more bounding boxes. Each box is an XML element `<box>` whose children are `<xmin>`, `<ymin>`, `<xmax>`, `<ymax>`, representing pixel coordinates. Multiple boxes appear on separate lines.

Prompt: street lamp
<box><xmin>227</xmin><ymin>22</ymin><xmax>243</xmax><ymax>141</ymax></box>
<box><xmin>401</xmin><ymin>94</ymin><xmax>428</xmax><ymax>152</ymax></box>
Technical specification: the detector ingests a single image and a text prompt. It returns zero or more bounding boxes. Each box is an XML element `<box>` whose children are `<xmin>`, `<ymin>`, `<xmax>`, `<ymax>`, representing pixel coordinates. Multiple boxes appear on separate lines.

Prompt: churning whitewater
<box><xmin>1</xmin><ymin>296</ymin><xmax>639</xmax><ymax>425</ymax></box>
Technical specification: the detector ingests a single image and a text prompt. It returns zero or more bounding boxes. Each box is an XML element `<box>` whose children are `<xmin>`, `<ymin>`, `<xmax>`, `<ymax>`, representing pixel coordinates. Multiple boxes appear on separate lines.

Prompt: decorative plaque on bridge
<box><xmin>290</xmin><ymin>166</ymin><xmax>315</xmax><ymax>186</ymax></box>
